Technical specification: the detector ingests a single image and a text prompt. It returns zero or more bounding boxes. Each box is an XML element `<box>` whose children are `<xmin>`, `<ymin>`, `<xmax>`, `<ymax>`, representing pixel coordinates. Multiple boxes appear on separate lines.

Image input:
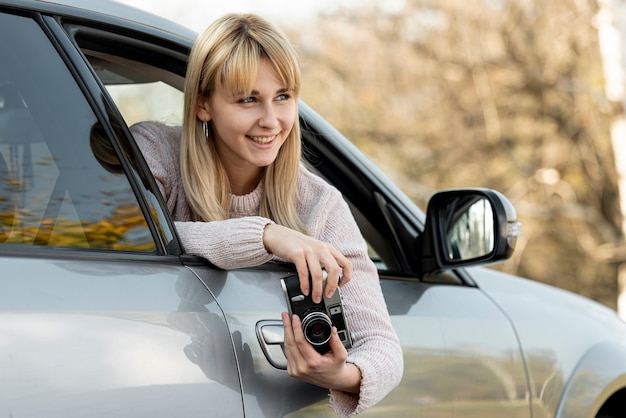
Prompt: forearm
<box><xmin>332</xmin><ymin>362</ymin><xmax>362</xmax><ymax>394</ymax></box>
<box><xmin>174</xmin><ymin>217</ymin><xmax>274</xmax><ymax>268</ymax></box>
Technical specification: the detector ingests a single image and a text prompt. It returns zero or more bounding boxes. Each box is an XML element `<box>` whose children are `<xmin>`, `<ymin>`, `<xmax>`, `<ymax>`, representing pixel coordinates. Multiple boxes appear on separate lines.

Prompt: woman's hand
<box><xmin>263</xmin><ymin>223</ymin><xmax>351</xmax><ymax>302</ymax></box>
<box><xmin>281</xmin><ymin>312</ymin><xmax>361</xmax><ymax>394</ymax></box>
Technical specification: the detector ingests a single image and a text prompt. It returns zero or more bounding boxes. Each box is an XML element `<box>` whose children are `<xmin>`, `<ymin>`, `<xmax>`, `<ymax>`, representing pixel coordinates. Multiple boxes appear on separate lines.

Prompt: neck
<box><xmin>229</xmin><ymin>168</ymin><xmax>264</xmax><ymax>195</ymax></box>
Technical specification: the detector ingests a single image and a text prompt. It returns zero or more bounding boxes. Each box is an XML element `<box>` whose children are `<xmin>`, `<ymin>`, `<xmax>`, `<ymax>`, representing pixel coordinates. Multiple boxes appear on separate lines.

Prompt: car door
<box><xmin>0</xmin><ymin>9</ymin><xmax>243</xmax><ymax>417</ymax></box>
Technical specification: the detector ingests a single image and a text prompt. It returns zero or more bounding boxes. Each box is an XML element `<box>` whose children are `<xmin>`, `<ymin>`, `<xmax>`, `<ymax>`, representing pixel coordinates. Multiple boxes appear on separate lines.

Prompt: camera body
<box><xmin>281</xmin><ymin>272</ymin><xmax>353</xmax><ymax>354</ymax></box>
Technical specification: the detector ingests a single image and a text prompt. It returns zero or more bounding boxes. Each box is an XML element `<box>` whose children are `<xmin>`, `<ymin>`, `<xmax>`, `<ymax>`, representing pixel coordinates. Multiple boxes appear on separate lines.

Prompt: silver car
<box><xmin>0</xmin><ymin>1</ymin><xmax>625</xmax><ymax>417</ymax></box>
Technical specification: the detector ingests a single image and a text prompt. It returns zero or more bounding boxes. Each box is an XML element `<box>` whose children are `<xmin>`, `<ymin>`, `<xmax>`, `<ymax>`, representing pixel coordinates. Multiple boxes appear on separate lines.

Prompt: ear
<box><xmin>196</xmin><ymin>96</ymin><xmax>211</xmax><ymax>121</ymax></box>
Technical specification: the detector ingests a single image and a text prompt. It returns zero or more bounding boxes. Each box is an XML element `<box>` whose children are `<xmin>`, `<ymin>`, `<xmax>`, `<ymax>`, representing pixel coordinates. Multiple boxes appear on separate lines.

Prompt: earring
<box><xmin>202</xmin><ymin>120</ymin><xmax>210</xmax><ymax>140</ymax></box>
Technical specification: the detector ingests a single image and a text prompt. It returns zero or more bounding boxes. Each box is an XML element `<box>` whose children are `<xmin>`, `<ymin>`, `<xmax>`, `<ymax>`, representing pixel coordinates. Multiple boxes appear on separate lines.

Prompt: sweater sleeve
<box><xmin>174</xmin><ymin>217</ymin><xmax>274</xmax><ymax>269</ymax></box>
<box><xmin>130</xmin><ymin>121</ymin><xmax>185</xmax><ymax>217</ymax></box>
<box><xmin>301</xmin><ymin>176</ymin><xmax>403</xmax><ymax>416</ymax></box>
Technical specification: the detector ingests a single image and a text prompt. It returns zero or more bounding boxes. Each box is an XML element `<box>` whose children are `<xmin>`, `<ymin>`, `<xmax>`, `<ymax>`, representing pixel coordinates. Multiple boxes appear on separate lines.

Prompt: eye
<box><xmin>238</xmin><ymin>96</ymin><xmax>256</xmax><ymax>104</ymax></box>
<box><xmin>276</xmin><ymin>93</ymin><xmax>291</xmax><ymax>101</ymax></box>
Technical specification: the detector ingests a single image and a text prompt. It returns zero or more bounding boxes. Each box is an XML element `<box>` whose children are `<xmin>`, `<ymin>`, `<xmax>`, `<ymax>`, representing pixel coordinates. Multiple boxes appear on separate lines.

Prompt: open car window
<box><xmin>71</xmin><ymin>24</ymin><xmax>401</xmax><ymax>270</ymax></box>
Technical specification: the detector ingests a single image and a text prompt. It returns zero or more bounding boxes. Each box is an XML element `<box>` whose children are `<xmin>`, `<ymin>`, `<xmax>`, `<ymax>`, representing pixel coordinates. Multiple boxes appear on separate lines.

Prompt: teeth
<box><xmin>249</xmin><ymin>135</ymin><xmax>276</xmax><ymax>144</ymax></box>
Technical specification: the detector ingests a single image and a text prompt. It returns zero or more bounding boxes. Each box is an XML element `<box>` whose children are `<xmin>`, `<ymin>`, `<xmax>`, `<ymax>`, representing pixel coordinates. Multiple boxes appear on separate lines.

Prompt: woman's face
<box><xmin>197</xmin><ymin>58</ymin><xmax>297</xmax><ymax>192</ymax></box>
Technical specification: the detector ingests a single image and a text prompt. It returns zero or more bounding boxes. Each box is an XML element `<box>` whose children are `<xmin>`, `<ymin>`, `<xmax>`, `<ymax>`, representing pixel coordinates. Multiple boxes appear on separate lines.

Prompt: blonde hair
<box><xmin>181</xmin><ymin>13</ymin><xmax>305</xmax><ymax>232</ymax></box>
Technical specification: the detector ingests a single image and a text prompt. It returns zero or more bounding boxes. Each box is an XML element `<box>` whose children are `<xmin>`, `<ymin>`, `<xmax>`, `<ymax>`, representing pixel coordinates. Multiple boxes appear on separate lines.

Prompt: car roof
<box><xmin>0</xmin><ymin>0</ymin><xmax>197</xmax><ymax>44</ymax></box>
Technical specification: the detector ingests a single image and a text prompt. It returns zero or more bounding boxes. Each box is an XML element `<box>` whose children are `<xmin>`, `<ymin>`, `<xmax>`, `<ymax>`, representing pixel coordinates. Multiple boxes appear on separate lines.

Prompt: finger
<box><xmin>282</xmin><ymin>312</ymin><xmax>301</xmax><ymax>375</ymax></box>
<box><xmin>308</xmin><ymin>258</ymin><xmax>326</xmax><ymax>304</ymax></box>
<box><xmin>281</xmin><ymin>311</ymin><xmax>295</xmax><ymax>346</ymax></box>
<box><xmin>322</xmin><ymin>263</ymin><xmax>340</xmax><ymax>299</ymax></box>
<box><xmin>293</xmin><ymin>258</ymin><xmax>310</xmax><ymax>296</ymax></box>
<box><xmin>282</xmin><ymin>312</ymin><xmax>306</xmax><ymax>363</ymax></box>
<box><xmin>337</xmin><ymin>255</ymin><xmax>352</xmax><ymax>287</ymax></box>
<box><xmin>323</xmin><ymin>249</ymin><xmax>349</xmax><ymax>296</ymax></box>
<box><xmin>290</xmin><ymin>314</ymin><xmax>308</xmax><ymax>348</ymax></box>
<box><xmin>292</xmin><ymin>314</ymin><xmax>322</xmax><ymax>355</ymax></box>
<box><xmin>327</xmin><ymin>327</ymin><xmax>348</xmax><ymax>361</ymax></box>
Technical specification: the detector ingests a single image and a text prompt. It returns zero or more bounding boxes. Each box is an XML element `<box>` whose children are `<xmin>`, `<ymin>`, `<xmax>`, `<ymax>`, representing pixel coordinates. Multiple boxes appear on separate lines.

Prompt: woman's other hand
<box><xmin>281</xmin><ymin>312</ymin><xmax>361</xmax><ymax>394</ymax></box>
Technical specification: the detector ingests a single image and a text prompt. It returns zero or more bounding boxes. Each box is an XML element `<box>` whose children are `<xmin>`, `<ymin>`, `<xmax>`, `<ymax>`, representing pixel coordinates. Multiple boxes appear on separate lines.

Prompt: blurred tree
<box><xmin>292</xmin><ymin>0</ymin><xmax>624</xmax><ymax>310</ymax></box>
<box><xmin>596</xmin><ymin>0</ymin><xmax>626</xmax><ymax>318</ymax></box>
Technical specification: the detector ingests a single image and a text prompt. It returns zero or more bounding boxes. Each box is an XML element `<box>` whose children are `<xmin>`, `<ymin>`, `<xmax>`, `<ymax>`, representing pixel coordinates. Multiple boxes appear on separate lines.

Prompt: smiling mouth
<box><xmin>248</xmin><ymin>134</ymin><xmax>278</xmax><ymax>145</ymax></box>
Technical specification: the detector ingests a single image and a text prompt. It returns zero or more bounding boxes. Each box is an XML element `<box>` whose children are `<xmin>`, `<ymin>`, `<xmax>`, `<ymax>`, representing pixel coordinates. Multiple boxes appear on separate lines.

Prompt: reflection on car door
<box><xmin>376</xmin><ymin>276</ymin><xmax>531</xmax><ymax>417</ymax></box>
<box><xmin>0</xmin><ymin>257</ymin><xmax>244</xmax><ymax>417</ymax></box>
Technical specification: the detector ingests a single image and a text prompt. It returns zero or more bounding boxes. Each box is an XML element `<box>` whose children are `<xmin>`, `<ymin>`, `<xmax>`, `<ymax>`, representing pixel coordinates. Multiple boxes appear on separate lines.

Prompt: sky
<box><xmin>115</xmin><ymin>0</ymin><xmax>364</xmax><ymax>32</ymax></box>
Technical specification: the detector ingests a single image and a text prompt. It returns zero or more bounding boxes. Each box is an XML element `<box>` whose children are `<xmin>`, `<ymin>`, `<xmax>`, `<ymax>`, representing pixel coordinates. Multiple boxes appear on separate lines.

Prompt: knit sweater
<box><xmin>131</xmin><ymin>121</ymin><xmax>403</xmax><ymax>417</ymax></box>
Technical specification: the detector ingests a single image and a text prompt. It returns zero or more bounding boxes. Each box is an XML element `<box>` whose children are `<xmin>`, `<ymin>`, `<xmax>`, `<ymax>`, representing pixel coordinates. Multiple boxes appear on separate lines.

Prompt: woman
<box><xmin>131</xmin><ymin>13</ymin><xmax>402</xmax><ymax>416</ymax></box>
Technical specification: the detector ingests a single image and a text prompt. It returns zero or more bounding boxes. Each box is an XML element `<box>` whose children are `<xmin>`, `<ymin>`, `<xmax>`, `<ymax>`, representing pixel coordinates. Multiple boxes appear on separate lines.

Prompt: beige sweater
<box><xmin>131</xmin><ymin>121</ymin><xmax>403</xmax><ymax>417</ymax></box>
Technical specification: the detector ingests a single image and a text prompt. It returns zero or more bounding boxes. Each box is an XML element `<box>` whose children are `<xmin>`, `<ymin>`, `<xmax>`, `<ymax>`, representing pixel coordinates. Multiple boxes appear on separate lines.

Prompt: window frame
<box><xmin>46</xmin><ymin>15</ymin><xmax>189</xmax><ymax>256</ymax></box>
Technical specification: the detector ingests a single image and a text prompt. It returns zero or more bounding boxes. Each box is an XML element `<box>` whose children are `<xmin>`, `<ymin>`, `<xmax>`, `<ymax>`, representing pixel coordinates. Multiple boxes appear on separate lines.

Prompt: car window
<box><xmin>106</xmin><ymin>83</ymin><xmax>183</xmax><ymax>127</ymax></box>
<box><xmin>0</xmin><ymin>12</ymin><xmax>155</xmax><ymax>252</ymax></box>
<box><xmin>76</xmin><ymin>33</ymin><xmax>186</xmax><ymax>126</ymax></box>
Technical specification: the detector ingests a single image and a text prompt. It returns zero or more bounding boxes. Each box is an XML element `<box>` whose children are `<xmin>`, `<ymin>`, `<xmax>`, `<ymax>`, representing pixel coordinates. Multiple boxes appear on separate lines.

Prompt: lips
<box><xmin>248</xmin><ymin>134</ymin><xmax>278</xmax><ymax>145</ymax></box>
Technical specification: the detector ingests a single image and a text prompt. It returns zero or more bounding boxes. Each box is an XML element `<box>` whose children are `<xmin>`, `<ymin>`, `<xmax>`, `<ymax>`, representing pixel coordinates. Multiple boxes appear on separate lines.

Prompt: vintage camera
<box><xmin>280</xmin><ymin>271</ymin><xmax>353</xmax><ymax>354</ymax></box>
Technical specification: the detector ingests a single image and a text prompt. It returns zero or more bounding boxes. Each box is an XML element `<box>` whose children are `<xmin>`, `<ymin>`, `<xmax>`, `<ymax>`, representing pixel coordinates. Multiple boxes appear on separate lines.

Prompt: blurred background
<box><xmin>117</xmin><ymin>0</ymin><xmax>626</xmax><ymax>316</ymax></box>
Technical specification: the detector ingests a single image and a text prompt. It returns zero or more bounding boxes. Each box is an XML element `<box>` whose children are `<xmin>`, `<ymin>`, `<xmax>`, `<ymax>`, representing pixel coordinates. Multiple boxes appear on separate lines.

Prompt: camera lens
<box><xmin>301</xmin><ymin>312</ymin><xmax>332</xmax><ymax>346</ymax></box>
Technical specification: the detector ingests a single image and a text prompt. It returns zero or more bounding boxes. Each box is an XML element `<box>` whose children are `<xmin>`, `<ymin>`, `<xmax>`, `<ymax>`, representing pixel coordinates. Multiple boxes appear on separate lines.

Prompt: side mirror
<box><xmin>416</xmin><ymin>188</ymin><xmax>521</xmax><ymax>276</ymax></box>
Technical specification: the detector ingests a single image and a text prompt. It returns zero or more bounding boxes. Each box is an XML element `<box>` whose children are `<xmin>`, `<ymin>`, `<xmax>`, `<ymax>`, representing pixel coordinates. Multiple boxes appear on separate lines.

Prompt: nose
<box><xmin>258</xmin><ymin>103</ymin><xmax>279</xmax><ymax>129</ymax></box>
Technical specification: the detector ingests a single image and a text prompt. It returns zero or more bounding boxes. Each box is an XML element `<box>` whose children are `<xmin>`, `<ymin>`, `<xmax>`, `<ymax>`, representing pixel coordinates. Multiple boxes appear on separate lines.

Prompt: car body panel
<box><xmin>558</xmin><ymin>341</ymin><xmax>626</xmax><ymax>418</ymax></box>
<box><xmin>1</xmin><ymin>1</ymin><xmax>626</xmax><ymax>417</ymax></box>
<box><xmin>375</xmin><ymin>277</ymin><xmax>531</xmax><ymax>417</ymax></box>
<box><xmin>471</xmin><ymin>266</ymin><xmax>626</xmax><ymax>417</ymax></box>
<box><xmin>0</xmin><ymin>255</ymin><xmax>243</xmax><ymax>417</ymax></box>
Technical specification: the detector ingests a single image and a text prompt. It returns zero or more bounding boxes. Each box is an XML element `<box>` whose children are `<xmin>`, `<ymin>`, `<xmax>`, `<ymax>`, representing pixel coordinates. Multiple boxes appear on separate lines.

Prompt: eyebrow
<box><xmin>248</xmin><ymin>87</ymin><xmax>290</xmax><ymax>95</ymax></box>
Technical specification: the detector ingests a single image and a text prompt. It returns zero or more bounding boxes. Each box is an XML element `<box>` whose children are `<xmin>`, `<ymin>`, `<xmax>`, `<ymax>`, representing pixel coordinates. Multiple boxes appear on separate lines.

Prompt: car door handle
<box><xmin>256</xmin><ymin>320</ymin><xmax>287</xmax><ymax>369</ymax></box>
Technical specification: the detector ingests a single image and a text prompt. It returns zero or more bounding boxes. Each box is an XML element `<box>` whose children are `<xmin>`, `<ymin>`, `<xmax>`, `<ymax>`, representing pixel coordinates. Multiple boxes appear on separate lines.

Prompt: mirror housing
<box><xmin>416</xmin><ymin>188</ymin><xmax>521</xmax><ymax>277</ymax></box>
